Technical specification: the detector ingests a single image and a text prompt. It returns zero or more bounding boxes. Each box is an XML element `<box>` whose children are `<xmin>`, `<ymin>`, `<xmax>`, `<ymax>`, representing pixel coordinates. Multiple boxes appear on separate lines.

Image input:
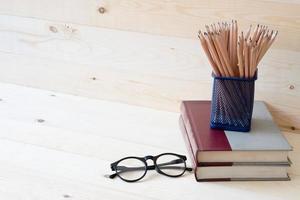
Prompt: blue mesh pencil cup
<box><xmin>210</xmin><ymin>73</ymin><xmax>257</xmax><ymax>132</ymax></box>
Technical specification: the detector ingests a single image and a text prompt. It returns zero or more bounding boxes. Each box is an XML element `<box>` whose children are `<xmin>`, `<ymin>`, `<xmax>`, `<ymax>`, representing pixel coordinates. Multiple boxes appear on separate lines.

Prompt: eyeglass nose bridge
<box><xmin>144</xmin><ymin>155</ymin><xmax>154</xmax><ymax>160</ymax></box>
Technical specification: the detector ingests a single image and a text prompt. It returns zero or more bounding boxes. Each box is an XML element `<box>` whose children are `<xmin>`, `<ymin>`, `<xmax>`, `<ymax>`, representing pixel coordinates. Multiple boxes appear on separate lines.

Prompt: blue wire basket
<box><xmin>210</xmin><ymin>73</ymin><xmax>257</xmax><ymax>132</ymax></box>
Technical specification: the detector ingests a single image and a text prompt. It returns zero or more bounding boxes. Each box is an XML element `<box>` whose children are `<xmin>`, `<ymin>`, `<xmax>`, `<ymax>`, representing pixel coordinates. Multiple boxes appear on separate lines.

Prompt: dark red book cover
<box><xmin>180</xmin><ymin>101</ymin><xmax>231</xmax><ymax>152</ymax></box>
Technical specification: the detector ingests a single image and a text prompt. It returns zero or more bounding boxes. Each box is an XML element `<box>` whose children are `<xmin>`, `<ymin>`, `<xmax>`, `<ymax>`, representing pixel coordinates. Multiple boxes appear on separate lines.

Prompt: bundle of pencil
<box><xmin>198</xmin><ymin>21</ymin><xmax>278</xmax><ymax>78</ymax></box>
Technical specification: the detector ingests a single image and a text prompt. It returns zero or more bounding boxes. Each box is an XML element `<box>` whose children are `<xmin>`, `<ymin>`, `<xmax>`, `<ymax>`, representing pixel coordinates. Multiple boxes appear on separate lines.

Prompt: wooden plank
<box><xmin>0</xmin><ymin>83</ymin><xmax>187</xmax><ymax>159</ymax></box>
<box><xmin>0</xmin><ymin>14</ymin><xmax>299</xmax><ymax>133</ymax></box>
<box><xmin>0</xmin><ymin>0</ymin><xmax>299</xmax><ymax>51</ymax></box>
<box><xmin>0</xmin><ymin>160</ymin><xmax>148</xmax><ymax>200</ymax></box>
<box><xmin>0</xmin><ymin>82</ymin><xmax>299</xmax><ymax>200</ymax></box>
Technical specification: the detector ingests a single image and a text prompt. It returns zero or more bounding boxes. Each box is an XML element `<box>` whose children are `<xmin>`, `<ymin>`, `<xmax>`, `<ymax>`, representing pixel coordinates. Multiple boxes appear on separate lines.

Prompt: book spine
<box><xmin>179</xmin><ymin>116</ymin><xmax>198</xmax><ymax>181</ymax></box>
<box><xmin>180</xmin><ymin>103</ymin><xmax>200</xmax><ymax>162</ymax></box>
<box><xmin>179</xmin><ymin>116</ymin><xmax>196</xmax><ymax>168</ymax></box>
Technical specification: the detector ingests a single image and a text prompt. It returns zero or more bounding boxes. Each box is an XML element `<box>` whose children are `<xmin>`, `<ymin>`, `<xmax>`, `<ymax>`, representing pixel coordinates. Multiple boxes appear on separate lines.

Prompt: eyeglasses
<box><xmin>107</xmin><ymin>153</ymin><xmax>193</xmax><ymax>182</ymax></box>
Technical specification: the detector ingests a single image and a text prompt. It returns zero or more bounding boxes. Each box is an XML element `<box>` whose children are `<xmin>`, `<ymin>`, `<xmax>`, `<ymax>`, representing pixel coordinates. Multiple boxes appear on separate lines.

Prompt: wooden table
<box><xmin>0</xmin><ymin>82</ymin><xmax>299</xmax><ymax>200</ymax></box>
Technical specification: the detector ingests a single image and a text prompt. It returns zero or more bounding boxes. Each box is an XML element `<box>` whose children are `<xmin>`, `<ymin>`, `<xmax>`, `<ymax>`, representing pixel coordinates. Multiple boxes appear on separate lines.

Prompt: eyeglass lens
<box><xmin>116</xmin><ymin>158</ymin><xmax>146</xmax><ymax>181</ymax></box>
<box><xmin>156</xmin><ymin>154</ymin><xmax>186</xmax><ymax>176</ymax></box>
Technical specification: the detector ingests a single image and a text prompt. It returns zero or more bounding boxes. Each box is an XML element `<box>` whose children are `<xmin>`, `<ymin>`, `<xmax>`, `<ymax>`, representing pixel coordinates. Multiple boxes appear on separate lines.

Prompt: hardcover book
<box><xmin>179</xmin><ymin>101</ymin><xmax>292</xmax><ymax>181</ymax></box>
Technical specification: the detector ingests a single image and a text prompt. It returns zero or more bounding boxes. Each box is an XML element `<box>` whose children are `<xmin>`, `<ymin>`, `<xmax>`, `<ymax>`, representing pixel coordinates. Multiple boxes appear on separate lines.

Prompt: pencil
<box><xmin>215</xmin><ymin>34</ymin><xmax>234</xmax><ymax>77</ymax></box>
<box><xmin>198</xmin><ymin>32</ymin><xmax>221</xmax><ymax>76</ymax></box>
<box><xmin>198</xmin><ymin>21</ymin><xmax>277</xmax><ymax>79</ymax></box>
<box><xmin>203</xmin><ymin>32</ymin><xmax>226</xmax><ymax>76</ymax></box>
<box><xmin>211</xmin><ymin>33</ymin><xmax>230</xmax><ymax>76</ymax></box>
<box><xmin>244</xmin><ymin>41</ymin><xmax>249</xmax><ymax>78</ymax></box>
<box><xmin>237</xmin><ymin>41</ymin><xmax>244</xmax><ymax>78</ymax></box>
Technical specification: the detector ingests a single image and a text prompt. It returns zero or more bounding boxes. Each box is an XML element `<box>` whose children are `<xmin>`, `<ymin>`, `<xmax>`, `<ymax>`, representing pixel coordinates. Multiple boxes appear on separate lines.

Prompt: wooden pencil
<box><xmin>211</xmin><ymin>33</ymin><xmax>230</xmax><ymax>76</ymax></box>
<box><xmin>237</xmin><ymin>41</ymin><xmax>244</xmax><ymax>78</ymax></box>
<box><xmin>215</xmin><ymin>34</ymin><xmax>234</xmax><ymax>77</ymax></box>
<box><xmin>233</xmin><ymin>20</ymin><xmax>238</xmax><ymax>66</ymax></box>
<box><xmin>198</xmin><ymin>21</ymin><xmax>277</xmax><ymax>79</ymax></box>
<box><xmin>203</xmin><ymin>32</ymin><xmax>226</xmax><ymax>76</ymax></box>
<box><xmin>198</xmin><ymin>32</ymin><xmax>221</xmax><ymax>76</ymax></box>
<box><xmin>249</xmin><ymin>45</ymin><xmax>254</xmax><ymax>77</ymax></box>
<box><xmin>244</xmin><ymin>41</ymin><xmax>249</xmax><ymax>78</ymax></box>
<box><xmin>245</xmin><ymin>25</ymin><xmax>252</xmax><ymax>41</ymax></box>
<box><xmin>251</xmin><ymin>46</ymin><xmax>258</xmax><ymax>77</ymax></box>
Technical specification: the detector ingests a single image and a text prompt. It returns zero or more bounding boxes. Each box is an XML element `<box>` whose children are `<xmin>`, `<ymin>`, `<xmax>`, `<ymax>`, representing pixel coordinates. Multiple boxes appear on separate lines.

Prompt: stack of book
<box><xmin>179</xmin><ymin>101</ymin><xmax>292</xmax><ymax>181</ymax></box>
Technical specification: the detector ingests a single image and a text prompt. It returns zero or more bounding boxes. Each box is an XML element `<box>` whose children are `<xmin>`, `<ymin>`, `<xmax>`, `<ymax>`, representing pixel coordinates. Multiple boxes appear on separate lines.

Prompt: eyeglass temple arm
<box><xmin>107</xmin><ymin>165</ymin><xmax>156</xmax><ymax>179</ymax></box>
<box><xmin>152</xmin><ymin>159</ymin><xmax>193</xmax><ymax>172</ymax></box>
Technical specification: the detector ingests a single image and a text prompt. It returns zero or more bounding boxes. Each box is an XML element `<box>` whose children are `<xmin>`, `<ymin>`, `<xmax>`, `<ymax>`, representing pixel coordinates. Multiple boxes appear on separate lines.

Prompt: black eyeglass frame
<box><xmin>109</xmin><ymin>153</ymin><xmax>192</xmax><ymax>182</ymax></box>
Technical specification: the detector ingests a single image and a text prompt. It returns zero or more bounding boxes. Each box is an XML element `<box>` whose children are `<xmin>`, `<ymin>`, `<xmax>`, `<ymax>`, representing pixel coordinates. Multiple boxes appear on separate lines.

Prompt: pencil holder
<box><xmin>210</xmin><ymin>73</ymin><xmax>257</xmax><ymax>132</ymax></box>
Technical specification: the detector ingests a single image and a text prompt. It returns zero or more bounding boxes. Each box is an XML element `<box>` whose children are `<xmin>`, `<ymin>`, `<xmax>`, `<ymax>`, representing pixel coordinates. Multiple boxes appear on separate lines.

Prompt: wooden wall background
<box><xmin>0</xmin><ymin>0</ymin><xmax>299</xmax><ymax>133</ymax></box>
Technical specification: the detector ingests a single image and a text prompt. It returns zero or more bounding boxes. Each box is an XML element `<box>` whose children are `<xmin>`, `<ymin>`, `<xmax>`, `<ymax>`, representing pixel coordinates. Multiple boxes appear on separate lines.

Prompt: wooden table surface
<box><xmin>0</xmin><ymin>82</ymin><xmax>299</xmax><ymax>200</ymax></box>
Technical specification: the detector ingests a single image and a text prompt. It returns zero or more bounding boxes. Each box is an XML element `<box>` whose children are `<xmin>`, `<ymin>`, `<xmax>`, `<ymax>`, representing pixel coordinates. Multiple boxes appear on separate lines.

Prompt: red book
<box><xmin>180</xmin><ymin>101</ymin><xmax>291</xmax><ymax>181</ymax></box>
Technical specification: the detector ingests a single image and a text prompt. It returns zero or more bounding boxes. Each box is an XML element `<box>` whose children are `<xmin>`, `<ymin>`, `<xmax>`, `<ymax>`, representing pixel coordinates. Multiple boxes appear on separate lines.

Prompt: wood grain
<box><xmin>0</xmin><ymin>14</ymin><xmax>299</xmax><ymax>133</ymax></box>
<box><xmin>0</xmin><ymin>82</ymin><xmax>299</xmax><ymax>200</ymax></box>
<box><xmin>0</xmin><ymin>0</ymin><xmax>299</xmax><ymax>51</ymax></box>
